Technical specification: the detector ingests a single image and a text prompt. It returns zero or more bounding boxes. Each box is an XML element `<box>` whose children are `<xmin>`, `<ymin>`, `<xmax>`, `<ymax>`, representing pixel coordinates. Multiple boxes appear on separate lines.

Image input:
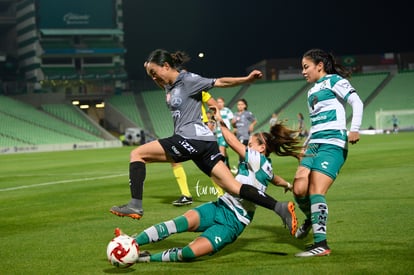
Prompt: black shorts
<box><xmin>158</xmin><ymin>135</ymin><xmax>224</xmax><ymax>176</ymax></box>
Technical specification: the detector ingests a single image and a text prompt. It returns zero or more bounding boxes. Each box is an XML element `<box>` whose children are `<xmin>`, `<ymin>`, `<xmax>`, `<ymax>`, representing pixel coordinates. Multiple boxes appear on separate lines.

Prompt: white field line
<box><xmin>0</xmin><ymin>173</ymin><xmax>127</xmax><ymax>192</ymax></box>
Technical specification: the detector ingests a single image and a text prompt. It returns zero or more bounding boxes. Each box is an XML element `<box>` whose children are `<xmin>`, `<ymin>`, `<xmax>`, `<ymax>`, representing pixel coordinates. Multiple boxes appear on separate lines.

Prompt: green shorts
<box><xmin>194</xmin><ymin>200</ymin><xmax>246</xmax><ymax>253</ymax></box>
<box><xmin>300</xmin><ymin>143</ymin><xmax>348</xmax><ymax>180</ymax></box>
<box><xmin>217</xmin><ymin>135</ymin><xmax>228</xmax><ymax>148</ymax></box>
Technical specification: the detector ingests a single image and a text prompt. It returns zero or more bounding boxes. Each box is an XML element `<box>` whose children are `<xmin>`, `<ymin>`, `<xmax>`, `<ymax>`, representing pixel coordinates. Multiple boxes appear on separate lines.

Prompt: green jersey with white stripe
<box><xmin>219</xmin><ymin>148</ymin><xmax>273</xmax><ymax>225</ymax></box>
<box><xmin>307</xmin><ymin>74</ymin><xmax>357</xmax><ymax>149</ymax></box>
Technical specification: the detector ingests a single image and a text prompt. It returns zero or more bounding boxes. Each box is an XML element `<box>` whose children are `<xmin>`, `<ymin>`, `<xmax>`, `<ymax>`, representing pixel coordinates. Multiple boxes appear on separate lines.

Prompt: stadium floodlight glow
<box><xmin>96</xmin><ymin>102</ymin><xmax>105</xmax><ymax>108</ymax></box>
<box><xmin>80</xmin><ymin>104</ymin><xmax>89</xmax><ymax>109</ymax></box>
<box><xmin>72</xmin><ymin>100</ymin><xmax>80</xmax><ymax>105</ymax></box>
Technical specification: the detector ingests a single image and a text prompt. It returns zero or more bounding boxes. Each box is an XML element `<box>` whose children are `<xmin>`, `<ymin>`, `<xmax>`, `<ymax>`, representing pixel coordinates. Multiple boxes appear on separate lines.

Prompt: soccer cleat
<box><xmin>136</xmin><ymin>250</ymin><xmax>151</xmax><ymax>263</ymax></box>
<box><xmin>295</xmin><ymin>218</ymin><xmax>312</xmax><ymax>239</ymax></box>
<box><xmin>110</xmin><ymin>204</ymin><xmax>144</xmax><ymax>219</ymax></box>
<box><xmin>172</xmin><ymin>196</ymin><xmax>193</xmax><ymax>206</ymax></box>
<box><xmin>278</xmin><ymin>201</ymin><xmax>298</xmax><ymax>236</ymax></box>
<box><xmin>295</xmin><ymin>244</ymin><xmax>331</xmax><ymax>257</ymax></box>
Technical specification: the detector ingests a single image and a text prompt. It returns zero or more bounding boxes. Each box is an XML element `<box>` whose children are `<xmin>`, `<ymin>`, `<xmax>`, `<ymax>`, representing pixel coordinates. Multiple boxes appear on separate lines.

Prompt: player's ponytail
<box><xmin>267</xmin><ymin>122</ymin><xmax>302</xmax><ymax>160</ymax></box>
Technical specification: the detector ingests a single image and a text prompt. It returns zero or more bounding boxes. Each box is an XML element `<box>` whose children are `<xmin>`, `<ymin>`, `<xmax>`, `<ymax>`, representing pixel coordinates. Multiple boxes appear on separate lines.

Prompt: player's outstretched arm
<box><xmin>214</xmin><ymin>70</ymin><xmax>263</xmax><ymax>88</ymax></box>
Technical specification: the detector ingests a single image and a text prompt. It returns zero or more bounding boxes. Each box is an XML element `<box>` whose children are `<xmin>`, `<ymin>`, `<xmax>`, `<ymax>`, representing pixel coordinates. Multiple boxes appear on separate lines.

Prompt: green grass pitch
<box><xmin>1</xmin><ymin>132</ymin><xmax>413</xmax><ymax>274</ymax></box>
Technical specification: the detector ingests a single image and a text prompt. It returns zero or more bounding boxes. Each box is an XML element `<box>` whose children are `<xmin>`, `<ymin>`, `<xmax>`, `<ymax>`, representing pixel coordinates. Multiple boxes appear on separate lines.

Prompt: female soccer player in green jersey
<box><xmin>114</xmin><ymin>108</ymin><xmax>302</xmax><ymax>262</ymax></box>
<box><xmin>293</xmin><ymin>49</ymin><xmax>364</xmax><ymax>257</ymax></box>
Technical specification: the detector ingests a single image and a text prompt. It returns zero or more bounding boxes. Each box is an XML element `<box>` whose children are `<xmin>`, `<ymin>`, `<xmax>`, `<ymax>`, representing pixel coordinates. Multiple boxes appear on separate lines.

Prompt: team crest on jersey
<box><xmin>171</xmin><ymin>96</ymin><xmax>182</xmax><ymax>107</ymax></box>
<box><xmin>310</xmin><ymin>95</ymin><xmax>318</xmax><ymax>110</ymax></box>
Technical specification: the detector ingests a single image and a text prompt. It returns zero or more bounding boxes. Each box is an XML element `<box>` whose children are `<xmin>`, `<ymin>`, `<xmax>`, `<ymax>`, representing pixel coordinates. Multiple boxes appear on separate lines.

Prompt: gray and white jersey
<box><xmin>234</xmin><ymin>110</ymin><xmax>256</xmax><ymax>141</ymax></box>
<box><xmin>165</xmin><ymin>71</ymin><xmax>217</xmax><ymax>141</ymax></box>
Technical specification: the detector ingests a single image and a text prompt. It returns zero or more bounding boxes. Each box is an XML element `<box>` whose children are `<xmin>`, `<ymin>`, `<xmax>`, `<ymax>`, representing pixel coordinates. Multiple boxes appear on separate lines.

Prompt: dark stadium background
<box><xmin>122</xmin><ymin>0</ymin><xmax>412</xmax><ymax>80</ymax></box>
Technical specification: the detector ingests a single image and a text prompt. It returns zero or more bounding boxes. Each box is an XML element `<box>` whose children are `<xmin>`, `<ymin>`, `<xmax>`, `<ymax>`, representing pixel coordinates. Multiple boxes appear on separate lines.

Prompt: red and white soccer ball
<box><xmin>106</xmin><ymin>235</ymin><xmax>140</xmax><ymax>268</ymax></box>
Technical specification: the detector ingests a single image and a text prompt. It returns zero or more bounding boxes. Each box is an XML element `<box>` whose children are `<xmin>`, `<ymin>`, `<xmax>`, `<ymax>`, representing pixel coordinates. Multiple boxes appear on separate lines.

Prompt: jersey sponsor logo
<box><xmin>210</xmin><ymin>152</ymin><xmax>222</xmax><ymax>161</ymax></box>
<box><xmin>179</xmin><ymin>140</ymin><xmax>197</xmax><ymax>153</ymax></box>
<box><xmin>321</xmin><ymin>161</ymin><xmax>329</xmax><ymax>169</ymax></box>
<box><xmin>315</xmin><ymin>203</ymin><xmax>328</xmax><ymax>234</ymax></box>
<box><xmin>214</xmin><ymin>236</ymin><xmax>222</xmax><ymax>244</ymax></box>
<box><xmin>311</xmin><ymin>114</ymin><xmax>327</xmax><ymax>123</ymax></box>
<box><xmin>171</xmin><ymin>145</ymin><xmax>182</xmax><ymax>156</ymax></box>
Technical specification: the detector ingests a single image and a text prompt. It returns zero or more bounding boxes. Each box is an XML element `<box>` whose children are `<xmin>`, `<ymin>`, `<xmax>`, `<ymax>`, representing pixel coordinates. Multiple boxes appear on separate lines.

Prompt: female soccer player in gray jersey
<box><xmin>114</xmin><ymin>111</ymin><xmax>302</xmax><ymax>262</ymax></box>
<box><xmin>232</xmin><ymin>98</ymin><xmax>257</xmax><ymax>169</ymax></box>
<box><xmin>293</xmin><ymin>49</ymin><xmax>364</xmax><ymax>257</ymax></box>
<box><xmin>110</xmin><ymin>49</ymin><xmax>297</xmax><ymax>236</ymax></box>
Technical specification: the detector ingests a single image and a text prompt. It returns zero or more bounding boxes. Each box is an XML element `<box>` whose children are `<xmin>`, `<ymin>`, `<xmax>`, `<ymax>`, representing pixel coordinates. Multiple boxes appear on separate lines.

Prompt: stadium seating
<box><xmin>140</xmin><ymin>89</ymin><xmax>173</xmax><ymax>138</ymax></box>
<box><xmin>107</xmin><ymin>94</ymin><xmax>144</xmax><ymax>127</ymax></box>
<box><xmin>2</xmin><ymin>70</ymin><xmax>413</xmax><ymax>148</ymax></box>
<box><xmin>361</xmin><ymin>71</ymin><xmax>414</xmax><ymax>129</ymax></box>
<box><xmin>0</xmin><ymin>96</ymin><xmax>103</xmax><ymax>145</ymax></box>
<box><xmin>240</xmin><ymin>80</ymin><xmax>307</xmax><ymax>132</ymax></box>
<box><xmin>346</xmin><ymin>72</ymin><xmax>390</xmax><ymax>129</ymax></box>
<box><xmin>41</xmin><ymin>103</ymin><xmax>102</xmax><ymax>136</ymax></box>
<box><xmin>134</xmin><ymin>71</ymin><xmax>414</xmax><ymax>136</ymax></box>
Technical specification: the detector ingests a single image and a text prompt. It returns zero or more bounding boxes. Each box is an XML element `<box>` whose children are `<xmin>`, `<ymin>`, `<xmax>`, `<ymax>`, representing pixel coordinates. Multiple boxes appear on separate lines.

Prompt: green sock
<box><xmin>135</xmin><ymin>232</ymin><xmax>149</xmax><ymax>246</ymax></box>
<box><xmin>295</xmin><ymin>196</ymin><xmax>311</xmax><ymax>219</ymax></box>
<box><xmin>309</xmin><ymin>194</ymin><xmax>328</xmax><ymax>243</ymax></box>
<box><xmin>173</xmin><ymin>215</ymin><xmax>189</xmax><ymax>232</ymax></box>
<box><xmin>135</xmin><ymin>215</ymin><xmax>188</xmax><ymax>246</ymax></box>
<box><xmin>150</xmin><ymin>248</ymin><xmax>183</xmax><ymax>262</ymax></box>
<box><xmin>149</xmin><ymin>246</ymin><xmax>196</xmax><ymax>262</ymax></box>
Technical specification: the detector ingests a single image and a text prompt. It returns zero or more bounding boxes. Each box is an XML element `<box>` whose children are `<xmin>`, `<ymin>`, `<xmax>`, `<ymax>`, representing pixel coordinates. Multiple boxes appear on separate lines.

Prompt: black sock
<box><xmin>129</xmin><ymin>161</ymin><xmax>146</xmax><ymax>201</ymax></box>
<box><xmin>224</xmin><ymin>156</ymin><xmax>230</xmax><ymax>168</ymax></box>
<box><xmin>315</xmin><ymin>240</ymin><xmax>328</xmax><ymax>246</ymax></box>
<box><xmin>239</xmin><ymin>184</ymin><xmax>277</xmax><ymax>210</ymax></box>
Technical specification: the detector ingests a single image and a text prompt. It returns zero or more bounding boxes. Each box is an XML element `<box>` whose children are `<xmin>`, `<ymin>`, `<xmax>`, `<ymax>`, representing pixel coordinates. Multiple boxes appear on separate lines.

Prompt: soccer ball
<box><xmin>106</xmin><ymin>235</ymin><xmax>140</xmax><ymax>268</ymax></box>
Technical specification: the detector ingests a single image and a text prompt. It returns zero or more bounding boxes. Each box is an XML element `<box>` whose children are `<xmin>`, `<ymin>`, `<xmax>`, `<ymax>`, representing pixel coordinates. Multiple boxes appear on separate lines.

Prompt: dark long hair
<box><xmin>146</xmin><ymin>49</ymin><xmax>190</xmax><ymax>71</ymax></box>
<box><xmin>254</xmin><ymin>121</ymin><xmax>302</xmax><ymax>159</ymax></box>
<box><xmin>303</xmin><ymin>48</ymin><xmax>352</xmax><ymax>79</ymax></box>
